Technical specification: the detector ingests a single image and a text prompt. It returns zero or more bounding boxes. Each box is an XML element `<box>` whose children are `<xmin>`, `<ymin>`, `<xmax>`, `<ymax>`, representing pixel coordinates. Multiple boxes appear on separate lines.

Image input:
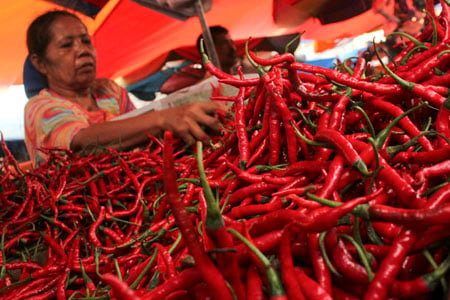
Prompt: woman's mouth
<box><xmin>77</xmin><ymin>62</ymin><xmax>95</xmax><ymax>73</ymax></box>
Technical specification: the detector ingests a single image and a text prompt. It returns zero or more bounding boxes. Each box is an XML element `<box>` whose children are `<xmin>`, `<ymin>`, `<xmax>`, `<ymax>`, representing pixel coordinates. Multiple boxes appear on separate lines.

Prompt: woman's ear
<box><xmin>29</xmin><ymin>53</ymin><xmax>47</xmax><ymax>75</ymax></box>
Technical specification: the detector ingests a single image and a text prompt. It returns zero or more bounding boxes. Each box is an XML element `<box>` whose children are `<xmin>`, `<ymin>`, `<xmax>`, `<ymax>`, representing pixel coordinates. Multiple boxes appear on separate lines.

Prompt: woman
<box><xmin>24</xmin><ymin>10</ymin><xmax>227</xmax><ymax>165</ymax></box>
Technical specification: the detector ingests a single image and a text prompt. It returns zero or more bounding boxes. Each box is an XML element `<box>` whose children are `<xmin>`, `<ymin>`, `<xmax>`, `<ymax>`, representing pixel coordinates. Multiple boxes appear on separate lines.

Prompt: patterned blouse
<box><xmin>24</xmin><ymin>78</ymin><xmax>136</xmax><ymax>165</ymax></box>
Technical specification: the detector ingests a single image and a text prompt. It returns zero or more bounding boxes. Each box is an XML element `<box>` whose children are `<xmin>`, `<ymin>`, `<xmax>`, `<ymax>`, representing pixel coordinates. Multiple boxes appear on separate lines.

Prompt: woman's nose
<box><xmin>74</xmin><ymin>39</ymin><xmax>93</xmax><ymax>54</ymax></box>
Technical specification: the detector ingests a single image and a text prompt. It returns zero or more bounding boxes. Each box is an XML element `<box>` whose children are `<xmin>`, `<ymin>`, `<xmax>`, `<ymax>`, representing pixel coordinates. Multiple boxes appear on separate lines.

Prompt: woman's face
<box><xmin>39</xmin><ymin>15</ymin><xmax>97</xmax><ymax>90</ymax></box>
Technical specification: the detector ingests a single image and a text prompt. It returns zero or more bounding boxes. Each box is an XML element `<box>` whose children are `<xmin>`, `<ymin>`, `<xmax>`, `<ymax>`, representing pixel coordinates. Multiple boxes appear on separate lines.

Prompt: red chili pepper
<box><xmin>272</xmin><ymin>160</ymin><xmax>329</xmax><ymax>177</ymax></box>
<box><xmin>101</xmin><ymin>273</ymin><xmax>141</xmax><ymax>300</ymax></box>
<box><xmin>264</xmin><ymin>67</ymin><xmax>298</xmax><ymax>164</ymax></box>
<box><xmin>289</xmin><ymin>62</ymin><xmax>402</xmax><ymax>95</ymax></box>
<box><xmin>79</xmin><ymin>256</ymin><xmax>96</xmax><ymax>295</ymax></box>
<box><xmin>294</xmin><ymin>266</ymin><xmax>334</xmax><ymax>300</ymax></box>
<box><xmin>374</xmin><ymin>46</ymin><xmax>445</xmax><ymax>107</ymax></box>
<box><xmin>328</xmin><ymin>231</ymin><xmax>369</xmax><ymax>285</ymax></box>
<box><xmin>140</xmin><ymin>267</ymin><xmax>202</xmax><ymax>300</ymax></box>
<box><xmin>314</xmin><ymin>128</ymin><xmax>371</xmax><ymax>176</ymax></box>
<box><xmin>363</xmin><ymin>229</ymin><xmax>416</xmax><ymax>300</ymax></box>
<box><xmin>162</xmin><ymin>131</ymin><xmax>233</xmax><ymax>300</ymax></box>
<box><xmin>332</xmin><ymin>286</ymin><xmax>360</xmax><ymax>300</ymax></box>
<box><xmin>228</xmin><ymin>196</ymin><xmax>285</xmax><ymax>219</ymax></box>
<box><xmin>113</xmin><ymin>176</ymin><xmax>154</xmax><ymax>218</ymax></box>
<box><xmin>41</xmin><ymin>233</ymin><xmax>67</xmax><ymax>262</ymax></box>
<box><xmin>223</xmin><ymin>158</ymin><xmax>264</xmax><ymax>183</ymax></box>
<box><xmin>364</xmin><ymin>202</ymin><xmax>450</xmax><ymax>226</ymax></box>
<box><xmin>368</xmin><ymin>98</ymin><xmax>434</xmax><ymax>151</ymax></box>
<box><xmin>307</xmin><ymin>233</ymin><xmax>332</xmax><ymax>295</ymax></box>
<box><xmin>248</xmin><ymin>90</ymin><xmax>272</xmax><ymax>152</ymax></box>
<box><xmin>16</xmin><ymin>275</ymin><xmax>60</xmax><ymax>299</ymax></box>
<box><xmin>279</xmin><ymin>225</ymin><xmax>306</xmax><ymax>300</ymax></box>
<box><xmin>316</xmin><ymin>154</ymin><xmax>344</xmax><ymax>199</ymax></box>
<box><xmin>416</xmin><ymin>159</ymin><xmax>450</xmax><ymax>184</ymax></box>
<box><xmin>234</xmin><ymin>70</ymin><xmax>251</xmax><ymax>167</ymax></box>
<box><xmin>284</xmin><ymin>194</ymin><xmax>322</xmax><ymax>209</ymax></box>
<box><xmin>248</xmin><ymin>81</ymin><xmax>266</xmax><ymax>127</ymax></box>
<box><xmin>4</xmin><ymin>231</ymin><xmax>39</xmax><ymax>250</ymax></box>
<box><xmin>247</xmin><ymin>137</ymin><xmax>268</xmax><ymax>167</ymax></box>
<box><xmin>246</xmin><ymin>265</ymin><xmax>265</xmax><ymax>300</ymax></box>
<box><xmin>88</xmin><ymin>206</ymin><xmax>105</xmax><ymax>248</ymax></box>
<box><xmin>268</xmin><ymin>99</ymin><xmax>282</xmax><ymax>165</ymax></box>
<box><xmin>228</xmin><ymin>227</ymin><xmax>287</xmax><ymax>300</ymax></box>
<box><xmin>56</xmin><ymin>267</ymin><xmax>69</xmax><ymax>300</ymax></box>
<box><xmin>390</xmin><ymin>252</ymin><xmax>450</xmax><ymax>298</ymax></box>
<box><xmin>154</xmin><ymin>243</ymin><xmax>176</xmax><ymax>280</ymax></box>
<box><xmin>392</xmin><ymin>145</ymin><xmax>450</xmax><ymax>164</ymax></box>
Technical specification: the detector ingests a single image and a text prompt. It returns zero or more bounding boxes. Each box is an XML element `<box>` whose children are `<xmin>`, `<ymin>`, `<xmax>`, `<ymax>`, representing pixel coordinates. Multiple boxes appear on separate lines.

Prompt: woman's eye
<box><xmin>61</xmin><ymin>42</ymin><xmax>72</xmax><ymax>48</ymax></box>
<box><xmin>83</xmin><ymin>38</ymin><xmax>92</xmax><ymax>45</ymax></box>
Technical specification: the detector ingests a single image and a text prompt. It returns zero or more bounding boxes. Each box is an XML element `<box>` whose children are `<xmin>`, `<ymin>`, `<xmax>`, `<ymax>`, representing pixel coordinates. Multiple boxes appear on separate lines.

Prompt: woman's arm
<box><xmin>70</xmin><ymin>100</ymin><xmax>227</xmax><ymax>152</ymax></box>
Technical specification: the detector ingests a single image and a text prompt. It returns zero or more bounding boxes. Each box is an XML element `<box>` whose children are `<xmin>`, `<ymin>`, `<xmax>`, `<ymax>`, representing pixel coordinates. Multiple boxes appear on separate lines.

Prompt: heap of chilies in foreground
<box><xmin>2</xmin><ymin>2</ymin><xmax>450</xmax><ymax>299</ymax></box>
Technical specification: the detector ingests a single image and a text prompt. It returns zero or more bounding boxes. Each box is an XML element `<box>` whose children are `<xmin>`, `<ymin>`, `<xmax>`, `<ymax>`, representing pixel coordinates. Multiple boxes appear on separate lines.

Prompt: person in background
<box><xmin>159</xmin><ymin>25</ymin><xmax>238</xmax><ymax>94</ymax></box>
<box><xmin>24</xmin><ymin>10</ymin><xmax>228</xmax><ymax>165</ymax></box>
<box><xmin>160</xmin><ymin>25</ymin><xmax>299</xmax><ymax>94</ymax></box>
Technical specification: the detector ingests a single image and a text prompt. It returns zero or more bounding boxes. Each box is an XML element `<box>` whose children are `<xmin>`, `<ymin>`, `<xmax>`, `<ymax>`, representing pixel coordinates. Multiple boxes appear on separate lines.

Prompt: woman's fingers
<box><xmin>185</xmin><ymin>118</ymin><xmax>209</xmax><ymax>143</ymax></box>
<box><xmin>160</xmin><ymin>100</ymin><xmax>228</xmax><ymax>144</ymax></box>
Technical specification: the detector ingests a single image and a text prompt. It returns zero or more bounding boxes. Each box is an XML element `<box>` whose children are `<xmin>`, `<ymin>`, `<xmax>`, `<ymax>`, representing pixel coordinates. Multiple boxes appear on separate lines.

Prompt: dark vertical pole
<box><xmin>194</xmin><ymin>0</ymin><xmax>222</xmax><ymax>70</ymax></box>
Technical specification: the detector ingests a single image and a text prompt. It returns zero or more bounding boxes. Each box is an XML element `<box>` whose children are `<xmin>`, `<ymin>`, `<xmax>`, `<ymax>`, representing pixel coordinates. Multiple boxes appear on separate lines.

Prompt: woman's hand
<box><xmin>153</xmin><ymin>101</ymin><xmax>229</xmax><ymax>145</ymax></box>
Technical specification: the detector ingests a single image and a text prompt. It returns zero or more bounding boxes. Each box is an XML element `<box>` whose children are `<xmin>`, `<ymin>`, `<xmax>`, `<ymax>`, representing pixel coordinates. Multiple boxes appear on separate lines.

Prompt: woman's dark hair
<box><xmin>196</xmin><ymin>25</ymin><xmax>229</xmax><ymax>56</ymax></box>
<box><xmin>26</xmin><ymin>10</ymin><xmax>82</xmax><ymax>57</ymax></box>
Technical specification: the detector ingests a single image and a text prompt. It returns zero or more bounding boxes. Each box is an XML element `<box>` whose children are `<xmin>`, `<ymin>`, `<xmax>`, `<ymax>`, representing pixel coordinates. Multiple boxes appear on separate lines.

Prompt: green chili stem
<box><xmin>95</xmin><ymin>248</ymin><xmax>102</xmax><ymax>278</ymax></box>
<box><xmin>374</xmin><ymin>41</ymin><xmax>414</xmax><ymax>91</ymax></box>
<box><xmin>169</xmin><ymin>233</ymin><xmax>182</xmax><ymax>254</ymax></box>
<box><xmin>353</xmin><ymin>106</ymin><xmax>376</xmax><ymax>138</ymax></box>
<box><xmin>245</xmin><ymin>38</ymin><xmax>266</xmax><ymax>76</ymax></box>
<box><xmin>422</xmin><ymin>249</ymin><xmax>448</xmax><ymax>293</ymax></box>
<box><xmin>118</xmin><ymin>229</ymin><xmax>153</xmax><ymax>249</ymax></box>
<box><xmin>353</xmin><ymin>217</ymin><xmax>375</xmax><ymax>264</ymax></box>
<box><xmin>228</xmin><ymin>228</ymin><xmax>285</xmax><ymax>297</ymax></box>
<box><xmin>421</xmin><ymin>178</ymin><xmax>450</xmax><ymax>197</ymax></box>
<box><xmin>1</xmin><ymin>224</ymin><xmax>9</xmax><ymax>280</ymax></box>
<box><xmin>285</xmin><ymin>32</ymin><xmax>302</xmax><ymax>53</ymax></box>
<box><xmin>400</xmin><ymin>45</ymin><xmax>429</xmax><ymax>65</ymax></box>
<box><xmin>0</xmin><ymin>276</ymin><xmax>32</xmax><ymax>294</ymax></box>
<box><xmin>147</xmin><ymin>269</ymin><xmax>160</xmax><ymax>291</ymax></box>
<box><xmin>425</xmin><ymin>11</ymin><xmax>438</xmax><ymax>46</ymax></box>
<box><xmin>130</xmin><ymin>248</ymin><xmax>157</xmax><ymax>290</ymax></box>
<box><xmin>386</xmin><ymin>131</ymin><xmax>438</xmax><ymax>156</ymax></box>
<box><xmin>338</xmin><ymin>234</ymin><xmax>374</xmax><ymax>281</ymax></box>
<box><xmin>76</xmin><ymin>171</ymin><xmax>105</xmax><ymax>185</ymax></box>
<box><xmin>290</xmin><ymin>120</ymin><xmax>333</xmax><ymax>147</ymax></box>
<box><xmin>318</xmin><ymin>231</ymin><xmax>342</xmax><ymax>277</ymax></box>
<box><xmin>110</xmin><ymin>217</ymin><xmax>142</xmax><ymax>226</ymax></box>
<box><xmin>373</xmin><ymin>102</ymin><xmax>428</xmax><ymax>149</ymax></box>
<box><xmin>221</xmin><ymin>171</ymin><xmax>235</xmax><ymax>181</ymax></box>
<box><xmin>220</xmin><ymin>192</ymin><xmax>231</xmax><ymax>214</ymax></box>
<box><xmin>305</xmin><ymin>188</ymin><xmax>371</xmax><ymax>219</ymax></box>
<box><xmin>113</xmin><ymin>258</ymin><xmax>122</xmax><ymax>281</ymax></box>
<box><xmin>289</xmin><ymin>106</ymin><xmax>318</xmax><ymax>130</ymax></box>
<box><xmin>387</xmin><ymin>32</ymin><xmax>424</xmax><ymax>46</ymax></box>
<box><xmin>196</xmin><ymin>141</ymin><xmax>224</xmax><ymax>231</ymax></box>
<box><xmin>80</xmin><ymin>257</ymin><xmax>95</xmax><ymax>296</ymax></box>
<box><xmin>365</xmin><ymin>220</ymin><xmax>384</xmax><ymax>245</ymax></box>
<box><xmin>141</xmin><ymin>228</ymin><xmax>168</xmax><ymax>248</ymax></box>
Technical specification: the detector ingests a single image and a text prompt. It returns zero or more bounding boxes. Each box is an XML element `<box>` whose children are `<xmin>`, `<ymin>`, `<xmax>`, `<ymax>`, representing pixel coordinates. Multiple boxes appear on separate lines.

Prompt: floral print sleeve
<box><xmin>24</xmin><ymin>79</ymin><xmax>135</xmax><ymax>165</ymax></box>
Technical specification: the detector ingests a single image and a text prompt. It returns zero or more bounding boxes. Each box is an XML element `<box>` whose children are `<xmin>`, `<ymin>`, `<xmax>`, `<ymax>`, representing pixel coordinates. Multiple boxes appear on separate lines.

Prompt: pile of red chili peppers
<box><xmin>2</xmin><ymin>1</ymin><xmax>450</xmax><ymax>299</ymax></box>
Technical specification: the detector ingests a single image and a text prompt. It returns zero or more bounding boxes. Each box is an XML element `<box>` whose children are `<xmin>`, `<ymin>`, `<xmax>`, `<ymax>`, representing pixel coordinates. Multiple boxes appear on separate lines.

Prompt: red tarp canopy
<box><xmin>0</xmin><ymin>0</ymin><xmax>392</xmax><ymax>87</ymax></box>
